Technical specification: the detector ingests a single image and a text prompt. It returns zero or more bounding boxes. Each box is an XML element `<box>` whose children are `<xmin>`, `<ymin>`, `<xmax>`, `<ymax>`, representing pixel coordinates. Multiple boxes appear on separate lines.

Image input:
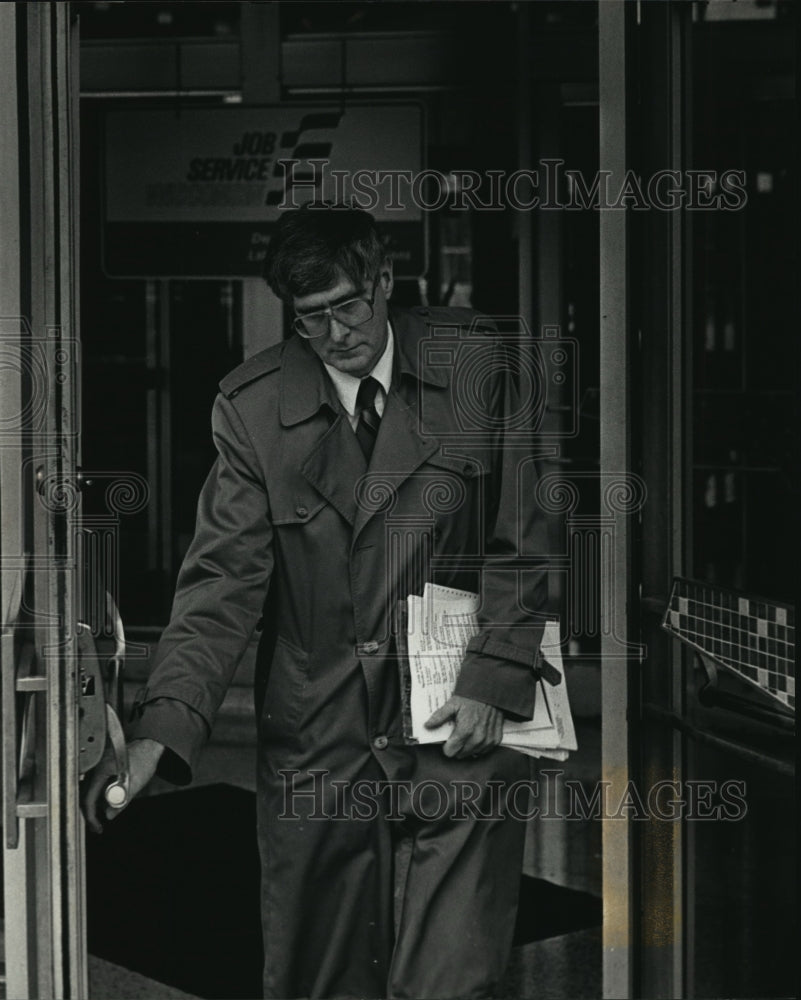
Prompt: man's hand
<box><xmin>424</xmin><ymin>695</ymin><xmax>504</xmax><ymax>759</ymax></box>
<box><xmin>81</xmin><ymin>738</ymin><xmax>165</xmax><ymax>834</ymax></box>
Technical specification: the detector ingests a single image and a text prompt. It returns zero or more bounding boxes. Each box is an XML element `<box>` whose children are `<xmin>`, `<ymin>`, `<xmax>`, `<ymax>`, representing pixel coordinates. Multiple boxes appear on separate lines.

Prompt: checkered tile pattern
<box><xmin>661</xmin><ymin>578</ymin><xmax>795</xmax><ymax>712</ymax></box>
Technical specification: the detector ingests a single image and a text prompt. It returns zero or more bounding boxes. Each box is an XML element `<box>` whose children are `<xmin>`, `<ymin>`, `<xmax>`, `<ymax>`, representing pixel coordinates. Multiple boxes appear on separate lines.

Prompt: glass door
<box><xmin>601</xmin><ymin>1</ymin><xmax>796</xmax><ymax>997</ymax></box>
<box><xmin>681</xmin><ymin>6</ymin><xmax>795</xmax><ymax>996</ymax></box>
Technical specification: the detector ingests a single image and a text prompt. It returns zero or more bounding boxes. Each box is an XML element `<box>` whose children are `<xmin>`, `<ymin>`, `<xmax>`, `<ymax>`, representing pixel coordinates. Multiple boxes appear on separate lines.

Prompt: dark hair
<box><xmin>263</xmin><ymin>203</ymin><xmax>387</xmax><ymax>301</ymax></box>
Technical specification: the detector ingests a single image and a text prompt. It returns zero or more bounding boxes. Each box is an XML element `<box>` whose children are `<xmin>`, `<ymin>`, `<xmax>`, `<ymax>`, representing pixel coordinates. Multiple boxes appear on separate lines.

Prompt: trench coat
<box><xmin>133</xmin><ymin>305</ymin><xmax>550</xmax><ymax>999</ymax></box>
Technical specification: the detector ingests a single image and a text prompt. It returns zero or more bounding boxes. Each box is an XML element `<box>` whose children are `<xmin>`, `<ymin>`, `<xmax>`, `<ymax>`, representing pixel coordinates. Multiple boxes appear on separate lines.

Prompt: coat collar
<box><xmin>279</xmin><ymin>335</ymin><xmax>341</xmax><ymax>427</ymax></box>
<box><xmin>279</xmin><ymin>306</ymin><xmax>447</xmax><ymax>427</ymax></box>
<box><xmin>390</xmin><ymin>307</ymin><xmax>449</xmax><ymax>389</ymax></box>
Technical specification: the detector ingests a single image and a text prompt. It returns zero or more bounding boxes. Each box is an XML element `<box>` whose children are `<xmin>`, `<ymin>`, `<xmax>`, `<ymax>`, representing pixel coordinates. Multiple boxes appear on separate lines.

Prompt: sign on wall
<box><xmin>102</xmin><ymin>103</ymin><xmax>425</xmax><ymax>278</ymax></box>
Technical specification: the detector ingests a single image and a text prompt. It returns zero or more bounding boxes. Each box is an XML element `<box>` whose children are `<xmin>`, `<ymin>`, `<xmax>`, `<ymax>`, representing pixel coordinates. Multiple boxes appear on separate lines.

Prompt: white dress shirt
<box><xmin>323</xmin><ymin>323</ymin><xmax>394</xmax><ymax>431</ymax></box>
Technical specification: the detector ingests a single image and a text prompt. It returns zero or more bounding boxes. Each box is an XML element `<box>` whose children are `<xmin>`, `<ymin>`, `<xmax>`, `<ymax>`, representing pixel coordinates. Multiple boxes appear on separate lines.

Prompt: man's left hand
<box><xmin>424</xmin><ymin>695</ymin><xmax>504</xmax><ymax>758</ymax></box>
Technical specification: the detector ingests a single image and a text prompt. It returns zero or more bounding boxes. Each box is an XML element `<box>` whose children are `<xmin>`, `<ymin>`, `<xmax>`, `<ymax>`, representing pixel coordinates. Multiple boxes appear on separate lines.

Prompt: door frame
<box><xmin>1</xmin><ymin>4</ymin><xmax>85</xmax><ymax>996</ymax></box>
<box><xmin>599</xmin><ymin>2</ymin><xmax>694</xmax><ymax>997</ymax></box>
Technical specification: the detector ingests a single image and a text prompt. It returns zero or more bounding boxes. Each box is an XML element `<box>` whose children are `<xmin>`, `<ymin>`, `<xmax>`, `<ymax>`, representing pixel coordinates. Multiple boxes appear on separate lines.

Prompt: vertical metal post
<box><xmin>673</xmin><ymin>10</ymin><xmax>694</xmax><ymax>997</ymax></box>
<box><xmin>669</xmin><ymin>11</ymin><xmax>692</xmax><ymax>996</ymax></box>
<box><xmin>241</xmin><ymin>1</ymin><xmax>281</xmax><ymax>103</ymax></box>
<box><xmin>1</xmin><ymin>3</ymin><xmax>84</xmax><ymax>996</ymax></box>
<box><xmin>0</xmin><ymin>3</ymin><xmax>30</xmax><ymax>986</ymax></box>
<box><xmin>241</xmin><ymin>2</ymin><xmax>283</xmax><ymax>355</ymax></box>
<box><xmin>636</xmin><ymin>3</ymin><xmax>694</xmax><ymax>996</ymax></box>
<box><xmin>599</xmin><ymin>2</ymin><xmax>634</xmax><ymax>997</ymax></box>
<box><xmin>516</xmin><ymin>2</ymin><xmax>533</xmax><ymax>332</ymax></box>
<box><xmin>158</xmin><ymin>280</ymin><xmax>173</xmax><ymax>578</ymax></box>
<box><xmin>57</xmin><ymin>9</ymin><xmax>86</xmax><ymax>992</ymax></box>
<box><xmin>145</xmin><ymin>279</ymin><xmax>173</xmax><ymax>600</ymax></box>
<box><xmin>531</xmin><ymin>81</ymin><xmax>566</xmax><ymax>629</ymax></box>
<box><xmin>145</xmin><ymin>280</ymin><xmax>160</xmax><ymax>573</ymax></box>
<box><xmin>242</xmin><ymin>278</ymin><xmax>283</xmax><ymax>357</ymax></box>
<box><xmin>533</xmin><ymin>94</ymin><xmax>563</xmax><ymax>341</ymax></box>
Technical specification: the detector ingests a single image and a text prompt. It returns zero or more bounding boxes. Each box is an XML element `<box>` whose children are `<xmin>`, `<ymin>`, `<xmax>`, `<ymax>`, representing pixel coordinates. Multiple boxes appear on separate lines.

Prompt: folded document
<box><xmin>399</xmin><ymin>583</ymin><xmax>577</xmax><ymax>760</ymax></box>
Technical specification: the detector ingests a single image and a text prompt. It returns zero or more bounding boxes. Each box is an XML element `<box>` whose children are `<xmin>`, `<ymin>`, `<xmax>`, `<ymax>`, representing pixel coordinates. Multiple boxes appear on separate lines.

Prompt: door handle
<box><xmin>0</xmin><ymin>554</ymin><xmax>56</xmax><ymax>850</ymax></box>
<box><xmin>2</xmin><ymin>563</ymin><xmax>50</xmax><ymax>848</ymax></box>
<box><xmin>103</xmin><ymin>703</ymin><xmax>130</xmax><ymax>808</ymax></box>
<box><xmin>78</xmin><ymin>590</ymin><xmax>130</xmax><ymax>808</ymax></box>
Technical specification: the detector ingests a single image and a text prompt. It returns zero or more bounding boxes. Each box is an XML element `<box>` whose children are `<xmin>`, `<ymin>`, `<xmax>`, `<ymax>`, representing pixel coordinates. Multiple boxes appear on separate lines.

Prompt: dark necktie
<box><xmin>355</xmin><ymin>376</ymin><xmax>382</xmax><ymax>461</ymax></box>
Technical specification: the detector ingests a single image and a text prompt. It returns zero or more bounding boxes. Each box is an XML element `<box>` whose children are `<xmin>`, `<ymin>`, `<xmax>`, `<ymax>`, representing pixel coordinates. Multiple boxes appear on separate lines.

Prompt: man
<box><xmin>83</xmin><ymin>205</ymin><xmax>549</xmax><ymax>999</ymax></box>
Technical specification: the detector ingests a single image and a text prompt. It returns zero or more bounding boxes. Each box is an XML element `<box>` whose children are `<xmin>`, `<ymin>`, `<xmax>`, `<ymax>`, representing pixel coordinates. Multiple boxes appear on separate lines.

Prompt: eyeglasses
<box><xmin>292</xmin><ymin>279</ymin><xmax>379</xmax><ymax>339</ymax></box>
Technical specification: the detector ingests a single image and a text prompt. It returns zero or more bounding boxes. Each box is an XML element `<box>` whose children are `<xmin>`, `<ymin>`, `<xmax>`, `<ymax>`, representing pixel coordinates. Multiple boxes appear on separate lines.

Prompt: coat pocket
<box><xmin>259</xmin><ymin>634</ymin><xmax>308</xmax><ymax>738</ymax></box>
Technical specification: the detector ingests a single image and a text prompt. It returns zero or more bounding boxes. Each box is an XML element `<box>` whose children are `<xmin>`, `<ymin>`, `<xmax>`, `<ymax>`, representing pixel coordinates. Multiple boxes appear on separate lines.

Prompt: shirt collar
<box><xmin>323</xmin><ymin>322</ymin><xmax>394</xmax><ymax>418</ymax></box>
<box><xmin>279</xmin><ymin>310</ymin><xmax>448</xmax><ymax>428</ymax></box>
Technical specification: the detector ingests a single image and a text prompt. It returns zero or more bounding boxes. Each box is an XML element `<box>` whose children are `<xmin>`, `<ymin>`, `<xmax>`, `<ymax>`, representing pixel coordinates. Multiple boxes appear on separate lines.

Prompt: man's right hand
<box><xmin>81</xmin><ymin>738</ymin><xmax>165</xmax><ymax>834</ymax></box>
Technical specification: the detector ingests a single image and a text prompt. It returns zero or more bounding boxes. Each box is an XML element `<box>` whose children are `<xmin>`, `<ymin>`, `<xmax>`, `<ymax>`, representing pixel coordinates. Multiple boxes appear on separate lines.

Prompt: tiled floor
<box><xmin>89</xmin><ymin>955</ymin><xmax>197</xmax><ymax>999</ymax></box>
<box><xmin>87</xmin><ymin>934</ymin><xmax>602</xmax><ymax>1000</ymax></box>
<box><xmin>499</xmin><ymin>927</ymin><xmax>603</xmax><ymax>999</ymax></box>
<box><xmin>0</xmin><ymin>932</ymin><xmax>195</xmax><ymax>1000</ymax></box>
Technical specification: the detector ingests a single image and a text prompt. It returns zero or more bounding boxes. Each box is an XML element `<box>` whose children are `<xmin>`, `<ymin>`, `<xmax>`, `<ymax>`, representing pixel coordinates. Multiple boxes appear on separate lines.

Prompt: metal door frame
<box><xmin>1</xmin><ymin>4</ymin><xmax>85</xmax><ymax>997</ymax></box>
<box><xmin>598</xmin><ymin>3</ymin><xmax>637</xmax><ymax>994</ymax></box>
<box><xmin>599</xmin><ymin>2</ymin><xmax>693</xmax><ymax>997</ymax></box>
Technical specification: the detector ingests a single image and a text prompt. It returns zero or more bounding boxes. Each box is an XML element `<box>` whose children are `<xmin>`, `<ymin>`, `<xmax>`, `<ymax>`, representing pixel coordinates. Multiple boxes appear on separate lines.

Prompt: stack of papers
<box><xmin>402</xmin><ymin>583</ymin><xmax>577</xmax><ymax>760</ymax></box>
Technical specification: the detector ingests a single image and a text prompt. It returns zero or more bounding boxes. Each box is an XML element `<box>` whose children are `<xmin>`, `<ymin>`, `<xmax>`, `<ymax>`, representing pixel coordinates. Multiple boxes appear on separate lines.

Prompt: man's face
<box><xmin>292</xmin><ymin>263</ymin><xmax>393</xmax><ymax>378</ymax></box>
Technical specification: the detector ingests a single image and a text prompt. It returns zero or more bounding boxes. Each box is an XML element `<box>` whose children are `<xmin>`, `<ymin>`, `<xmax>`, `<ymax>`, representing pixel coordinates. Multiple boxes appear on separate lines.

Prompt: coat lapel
<box><xmin>279</xmin><ymin>336</ymin><xmax>364</xmax><ymax>526</ymax></box>
<box><xmin>351</xmin><ymin>306</ymin><xmax>452</xmax><ymax>543</ymax></box>
<box><xmin>280</xmin><ymin>310</ymin><xmax>451</xmax><ymax>538</ymax></box>
<box><xmin>300</xmin><ymin>415</ymin><xmax>365</xmax><ymax>527</ymax></box>
<box><xmin>351</xmin><ymin>386</ymin><xmax>441</xmax><ymax>542</ymax></box>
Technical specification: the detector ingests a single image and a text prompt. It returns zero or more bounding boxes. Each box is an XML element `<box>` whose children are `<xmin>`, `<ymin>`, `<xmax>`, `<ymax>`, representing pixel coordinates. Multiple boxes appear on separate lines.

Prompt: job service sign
<box><xmin>102</xmin><ymin>104</ymin><xmax>425</xmax><ymax>278</ymax></box>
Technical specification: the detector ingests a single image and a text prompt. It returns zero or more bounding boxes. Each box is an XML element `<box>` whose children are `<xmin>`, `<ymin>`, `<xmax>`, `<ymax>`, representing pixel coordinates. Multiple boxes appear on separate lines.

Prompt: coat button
<box><xmin>295</xmin><ymin>505</ymin><xmax>309</xmax><ymax>518</ymax></box>
<box><xmin>361</xmin><ymin>640</ymin><xmax>379</xmax><ymax>655</ymax></box>
<box><xmin>373</xmin><ymin>735</ymin><xmax>388</xmax><ymax>750</ymax></box>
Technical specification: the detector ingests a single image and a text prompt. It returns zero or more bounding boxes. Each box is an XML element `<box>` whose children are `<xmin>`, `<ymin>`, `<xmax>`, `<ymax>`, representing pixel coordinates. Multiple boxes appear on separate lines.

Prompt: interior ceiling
<box><xmin>75</xmin><ymin>1</ymin><xmax>601</xmax><ymax>41</ymax></box>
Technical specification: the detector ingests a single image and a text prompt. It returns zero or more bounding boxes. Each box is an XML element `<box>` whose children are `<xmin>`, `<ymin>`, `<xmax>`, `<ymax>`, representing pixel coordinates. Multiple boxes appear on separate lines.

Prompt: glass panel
<box><xmin>686</xmin><ymin>9</ymin><xmax>795</xmax><ymax>997</ymax></box>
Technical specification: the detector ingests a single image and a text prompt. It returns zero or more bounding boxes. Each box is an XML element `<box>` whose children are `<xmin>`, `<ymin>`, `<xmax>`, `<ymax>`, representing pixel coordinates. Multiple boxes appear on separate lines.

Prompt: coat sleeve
<box><xmin>130</xmin><ymin>697</ymin><xmax>209</xmax><ymax>785</ymax></box>
<box><xmin>130</xmin><ymin>392</ymin><xmax>274</xmax><ymax>781</ymax></box>
<box><xmin>452</xmin><ymin>338</ymin><xmax>549</xmax><ymax>720</ymax></box>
